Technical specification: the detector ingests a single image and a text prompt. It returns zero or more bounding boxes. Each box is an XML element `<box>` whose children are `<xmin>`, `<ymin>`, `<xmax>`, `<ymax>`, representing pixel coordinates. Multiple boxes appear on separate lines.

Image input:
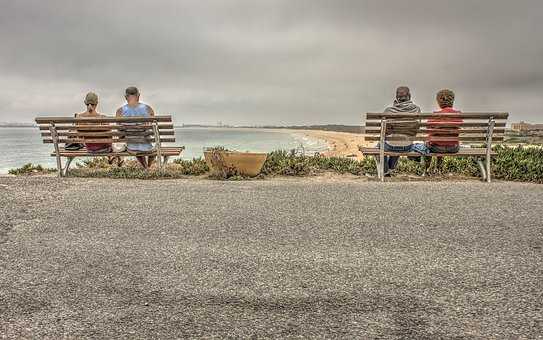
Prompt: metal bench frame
<box><xmin>36</xmin><ymin>116</ymin><xmax>185</xmax><ymax>177</ymax></box>
<box><xmin>360</xmin><ymin>112</ymin><xmax>509</xmax><ymax>182</ymax></box>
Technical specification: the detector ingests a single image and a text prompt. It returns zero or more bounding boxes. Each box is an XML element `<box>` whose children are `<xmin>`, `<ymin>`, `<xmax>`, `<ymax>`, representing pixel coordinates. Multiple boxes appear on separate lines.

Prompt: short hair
<box><xmin>436</xmin><ymin>89</ymin><xmax>455</xmax><ymax>108</ymax></box>
<box><xmin>84</xmin><ymin>92</ymin><xmax>98</xmax><ymax>105</ymax></box>
<box><xmin>396</xmin><ymin>86</ymin><xmax>410</xmax><ymax>95</ymax></box>
<box><xmin>125</xmin><ymin>86</ymin><xmax>140</xmax><ymax>96</ymax></box>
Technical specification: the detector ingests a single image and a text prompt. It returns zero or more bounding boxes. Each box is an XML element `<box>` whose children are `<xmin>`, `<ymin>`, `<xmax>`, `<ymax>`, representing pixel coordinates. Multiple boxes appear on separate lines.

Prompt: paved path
<box><xmin>1</xmin><ymin>177</ymin><xmax>542</xmax><ymax>338</ymax></box>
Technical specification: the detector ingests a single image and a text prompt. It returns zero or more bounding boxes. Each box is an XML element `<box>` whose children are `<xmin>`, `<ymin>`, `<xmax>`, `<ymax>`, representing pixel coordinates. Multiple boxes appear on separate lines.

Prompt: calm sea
<box><xmin>0</xmin><ymin>127</ymin><xmax>328</xmax><ymax>174</ymax></box>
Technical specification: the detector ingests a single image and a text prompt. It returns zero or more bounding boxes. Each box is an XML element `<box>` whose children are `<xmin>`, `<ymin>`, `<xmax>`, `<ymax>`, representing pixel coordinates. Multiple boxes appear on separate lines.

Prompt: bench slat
<box><xmin>50</xmin><ymin>146</ymin><xmax>185</xmax><ymax>157</ymax></box>
<box><xmin>364</xmin><ymin>128</ymin><xmax>505</xmax><ymax>134</ymax></box>
<box><xmin>359</xmin><ymin>147</ymin><xmax>496</xmax><ymax>157</ymax></box>
<box><xmin>364</xmin><ymin>122</ymin><xmax>506</xmax><ymax>128</ymax></box>
<box><xmin>365</xmin><ymin>112</ymin><xmax>509</xmax><ymax>120</ymax></box>
<box><xmin>35</xmin><ymin>115</ymin><xmax>173</xmax><ymax>124</ymax></box>
<box><xmin>38</xmin><ymin>124</ymin><xmax>175</xmax><ymax>131</ymax></box>
<box><xmin>43</xmin><ymin>137</ymin><xmax>176</xmax><ymax>144</ymax></box>
<box><xmin>364</xmin><ymin>136</ymin><xmax>503</xmax><ymax>142</ymax></box>
<box><xmin>40</xmin><ymin>130</ymin><xmax>175</xmax><ymax>137</ymax></box>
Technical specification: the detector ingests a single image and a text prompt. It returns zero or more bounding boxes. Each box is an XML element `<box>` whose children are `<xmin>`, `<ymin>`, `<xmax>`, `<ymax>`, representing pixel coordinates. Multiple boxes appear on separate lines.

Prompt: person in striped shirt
<box><xmin>427</xmin><ymin>89</ymin><xmax>463</xmax><ymax>154</ymax></box>
<box><xmin>423</xmin><ymin>89</ymin><xmax>463</xmax><ymax>172</ymax></box>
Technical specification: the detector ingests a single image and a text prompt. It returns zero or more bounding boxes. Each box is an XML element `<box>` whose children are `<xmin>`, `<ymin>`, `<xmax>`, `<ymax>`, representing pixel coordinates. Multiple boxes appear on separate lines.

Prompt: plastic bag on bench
<box><xmin>112</xmin><ymin>143</ymin><xmax>127</xmax><ymax>153</ymax></box>
<box><xmin>411</xmin><ymin>143</ymin><xmax>430</xmax><ymax>155</ymax></box>
<box><xmin>65</xmin><ymin>143</ymin><xmax>84</xmax><ymax>151</ymax></box>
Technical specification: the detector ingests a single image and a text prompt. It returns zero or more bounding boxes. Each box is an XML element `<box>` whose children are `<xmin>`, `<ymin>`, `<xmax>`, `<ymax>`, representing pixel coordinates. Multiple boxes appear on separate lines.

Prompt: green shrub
<box><xmin>77</xmin><ymin>157</ymin><xmax>111</xmax><ymax>169</ymax></box>
<box><xmin>261</xmin><ymin>150</ymin><xmax>377</xmax><ymax>176</ymax></box>
<box><xmin>8</xmin><ymin>163</ymin><xmax>55</xmax><ymax>175</ymax></box>
<box><xmin>391</xmin><ymin>145</ymin><xmax>543</xmax><ymax>183</ymax></box>
<box><xmin>396</xmin><ymin>156</ymin><xmax>481</xmax><ymax>177</ymax></box>
<box><xmin>172</xmin><ymin>158</ymin><xmax>209</xmax><ymax>175</ymax></box>
<box><xmin>8</xmin><ymin>145</ymin><xmax>543</xmax><ymax>183</ymax></box>
<box><xmin>69</xmin><ymin>158</ymin><xmax>210</xmax><ymax>179</ymax></box>
<box><xmin>492</xmin><ymin>145</ymin><xmax>543</xmax><ymax>182</ymax></box>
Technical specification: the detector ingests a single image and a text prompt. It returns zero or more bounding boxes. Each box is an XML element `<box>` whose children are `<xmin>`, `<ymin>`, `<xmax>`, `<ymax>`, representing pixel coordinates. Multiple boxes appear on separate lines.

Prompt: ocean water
<box><xmin>0</xmin><ymin>127</ymin><xmax>328</xmax><ymax>174</ymax></box>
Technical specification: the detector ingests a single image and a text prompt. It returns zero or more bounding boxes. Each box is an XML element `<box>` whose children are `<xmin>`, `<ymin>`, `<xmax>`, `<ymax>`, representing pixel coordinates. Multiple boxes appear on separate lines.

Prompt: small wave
<box><xmin>291</xmin><ymin>133</ymin><xmax>329</xmax><ymax>152</ymax></box>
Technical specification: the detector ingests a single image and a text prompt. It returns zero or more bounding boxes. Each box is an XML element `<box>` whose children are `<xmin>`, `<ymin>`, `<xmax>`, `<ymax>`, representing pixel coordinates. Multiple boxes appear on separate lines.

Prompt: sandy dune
<box><xmin>294</xmin><ymin>129</ymin><xmax>372</xmax><ymax>159</ymax></box>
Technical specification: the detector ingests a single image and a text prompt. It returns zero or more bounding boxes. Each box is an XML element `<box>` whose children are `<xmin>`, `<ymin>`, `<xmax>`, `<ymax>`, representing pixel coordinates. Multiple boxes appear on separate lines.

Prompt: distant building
<box><xmin>511</xmin><ymin>121</ymin><xmax>543</xmax><ymax>132</ymax></box>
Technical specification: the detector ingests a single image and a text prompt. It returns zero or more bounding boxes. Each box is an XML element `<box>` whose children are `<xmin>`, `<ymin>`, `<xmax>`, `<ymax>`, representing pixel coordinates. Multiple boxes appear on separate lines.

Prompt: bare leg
<box><xmin>148</xmin><ymin>156</ymin><xmax>156</xmax><ymax>168</ymax></box>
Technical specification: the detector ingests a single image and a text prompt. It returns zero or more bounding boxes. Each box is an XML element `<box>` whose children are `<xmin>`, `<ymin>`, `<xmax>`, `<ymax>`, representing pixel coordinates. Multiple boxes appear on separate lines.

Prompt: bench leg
<box><xmin>486</xmin><ymin>155</ymin><xmax>492</xmax><ymax>183</ymax></box>
<box><xmin>63</xmin><ymin>157</ymin><xmax>75</xmax><ymax>177</ymax></box>
<box><xmin>374</xmin><ymin>155</ymin><xmax>382</xmax><ymax>180</ymax></box>
<box><xmin>477</xmin><ymin>159</ymin><xmax>487</xmax><ymax>182</ymax></box>
<box><xmin>53</xmin><ymin>156</ymin><xmax>63</xmax><ymax>177</ymax></box>
<box><xmin>163</xmin><ymin>156</ymin><xmax>170</xmax><ymax>165</ymax></box>
<box><xmin>374</xmin><ymin>154</ymin><xmax>386</xmax><ymax>181</ymax></box>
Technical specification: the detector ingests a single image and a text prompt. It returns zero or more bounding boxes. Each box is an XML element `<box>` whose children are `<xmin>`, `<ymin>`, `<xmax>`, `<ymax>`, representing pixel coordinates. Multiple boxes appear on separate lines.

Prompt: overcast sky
<box><xmin>1</xmin><ymin>0</ymin><xmax>542</xmax><ymax>125</ymax></box>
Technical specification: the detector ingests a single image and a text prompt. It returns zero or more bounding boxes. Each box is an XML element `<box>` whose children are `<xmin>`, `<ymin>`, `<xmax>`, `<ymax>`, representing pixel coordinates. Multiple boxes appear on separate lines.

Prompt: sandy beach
<box><xmin>293</xmin><ymin>129</ymin><xmax>371</xmax><ymax>159</ymax></box>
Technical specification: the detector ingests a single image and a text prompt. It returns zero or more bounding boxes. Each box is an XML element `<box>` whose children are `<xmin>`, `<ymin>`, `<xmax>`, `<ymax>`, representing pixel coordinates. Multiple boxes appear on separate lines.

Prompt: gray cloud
<box><xmin>1</xmin><ymin>0</ymin><xmax>542</xmax><ymax>125</ymax></box>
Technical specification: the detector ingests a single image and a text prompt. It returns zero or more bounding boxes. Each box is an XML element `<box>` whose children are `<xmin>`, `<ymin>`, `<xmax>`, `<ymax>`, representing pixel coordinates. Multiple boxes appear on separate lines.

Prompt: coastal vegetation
<box><xmin>67</xmin><ymin>157</ymin><xmax>209</xmax><ymax>179</ymax></box>
<box><xmin>260</xmin><ymin>124</ymin><xmax>363</xmax><ymax>134</ymax></box>
<box><xmin>203</xmin><ymin>146</ymin><xmax>242</xmax><ymax>179</ymax></box>
<box><xmin>7</xmin><ymin>163</ymin><xmax>55</xmax><ymax>175</ymax></box>
<box><xmin>7</xmin><ymin>145</ymin><xmax>543</xmax><ymax>183</ymax></box>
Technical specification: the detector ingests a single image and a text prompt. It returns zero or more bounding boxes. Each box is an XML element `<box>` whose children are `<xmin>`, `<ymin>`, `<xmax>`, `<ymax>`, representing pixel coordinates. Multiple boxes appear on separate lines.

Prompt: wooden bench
<box><xmin>359</xmin><ymin>112</ymin><xmax>509</xmax><ymax>182</ymax></box>
<box><xmin>35</xmin><ymin>115</ymin><xmax>185</xmax><ymax>177</ymax></box>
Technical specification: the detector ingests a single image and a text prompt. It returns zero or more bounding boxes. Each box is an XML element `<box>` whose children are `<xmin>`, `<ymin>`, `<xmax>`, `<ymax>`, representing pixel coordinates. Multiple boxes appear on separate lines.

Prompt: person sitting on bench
<box><xmin>427</xmin><ymin>89</ymin><xmax>463</xmax><ymax>153</ymax></box>
<box><xmin>116</xmin><ymin>86</ymin><xmax>156</xmax><ymax>169</ymax></box>
<box><xmin>422</xmin><ymin>89</ymin><xmax>463</xmax><ymax>172</ymax></box>
<box><xmin>379</xmin><ymin>86</ymin><xmax>421</xmax><ymax>175</ymax></box>
<box><xmin>76</xmin><ymin>92</ymin><xmax>112</xmax><ymax>153</ymax></box>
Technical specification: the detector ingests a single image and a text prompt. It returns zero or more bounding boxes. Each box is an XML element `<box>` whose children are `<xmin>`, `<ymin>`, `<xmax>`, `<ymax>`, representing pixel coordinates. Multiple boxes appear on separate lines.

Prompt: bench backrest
<box><xmin>35</xmin><ymin>115</ymin><xmax>176</xmax><ymax>145</ymax></box>
<box><xmin>363</xmin><ymin>112</ymin><xmax>509</xmax><ymax>144</ymax></box>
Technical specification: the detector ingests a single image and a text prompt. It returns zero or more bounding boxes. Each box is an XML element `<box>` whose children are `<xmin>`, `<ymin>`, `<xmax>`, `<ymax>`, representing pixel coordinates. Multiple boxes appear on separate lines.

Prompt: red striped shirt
<box><xmin>427</xmin><ymin>107</ymin><xmax>463</xmax><ymax>147</ymax></box>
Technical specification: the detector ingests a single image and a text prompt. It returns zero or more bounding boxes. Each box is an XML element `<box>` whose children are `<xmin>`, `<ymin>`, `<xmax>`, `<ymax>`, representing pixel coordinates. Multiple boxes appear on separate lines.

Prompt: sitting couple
<box><xmin>380</xmin><ymin>86</ymin><xmax>462</xmax><ymax>175</ymax></box>
<box><xmin>75</xmin><ymin>87</ymin><xmax>156</xmax><ymax>169</ymax></box>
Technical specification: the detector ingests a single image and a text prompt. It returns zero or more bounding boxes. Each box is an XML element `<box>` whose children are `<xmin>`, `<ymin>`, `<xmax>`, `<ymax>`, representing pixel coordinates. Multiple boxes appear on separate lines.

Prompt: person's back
<box><xmin>116</xmin><ymin>86</ymin><xmax>156</xmax><ymax>168</ymax></box>
<box><xmin>378</xmin><ymin>86</ymin><xmax>421</xmax><ymax>176</ymax></box>
<box><xmin>118</xmin><ymin>102</ymin><xmax>154</xmax><ymax>152</ymax></box>
<box><xmin>427</xmin><ymin>89</ymin><xmax>463</xmax><ymax>153</ymax></box>
<box><xmin>76</xmin><ymin>92</ymin><xmax>112</xmax><ymax>153</ymax></box>
<box><xmin>384</xmin><ymin>87</ymin><xmax>421</xmax><ymax>147</ymax></box>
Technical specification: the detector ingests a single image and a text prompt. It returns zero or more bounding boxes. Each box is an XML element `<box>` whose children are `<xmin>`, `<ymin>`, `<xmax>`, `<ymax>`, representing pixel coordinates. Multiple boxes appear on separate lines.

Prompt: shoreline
<box><xmin>0</xmin><ymin>127</ymin><xmax>370</xmax><ymax>175</ymax></box>
<box><xmin>280</xmin><ymin>129</ymin><xmax>370</xmax><ymax>159</ymax></box>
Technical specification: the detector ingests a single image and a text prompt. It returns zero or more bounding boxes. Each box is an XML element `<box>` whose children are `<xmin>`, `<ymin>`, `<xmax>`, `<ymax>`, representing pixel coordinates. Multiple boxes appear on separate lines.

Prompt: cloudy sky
<box><xmin>1</xmin><ymin>0</ymin><xmax>542</xmax><ymax>125</ymax></box>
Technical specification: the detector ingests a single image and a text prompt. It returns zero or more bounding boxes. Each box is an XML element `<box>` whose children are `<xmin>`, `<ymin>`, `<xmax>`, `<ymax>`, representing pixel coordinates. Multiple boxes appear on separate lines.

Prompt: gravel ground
<box><xmin>0</xmin><ymin>176</ymin><xmax>542</xmax><ymax>339</ymax></box>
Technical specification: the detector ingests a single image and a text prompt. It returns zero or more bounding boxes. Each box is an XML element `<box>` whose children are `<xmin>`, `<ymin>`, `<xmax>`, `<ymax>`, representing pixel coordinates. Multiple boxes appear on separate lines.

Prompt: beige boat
<box><xmin>204</xmin><ymin>150</ymin><xmax>268</xmax><ymax>177</ymax></box>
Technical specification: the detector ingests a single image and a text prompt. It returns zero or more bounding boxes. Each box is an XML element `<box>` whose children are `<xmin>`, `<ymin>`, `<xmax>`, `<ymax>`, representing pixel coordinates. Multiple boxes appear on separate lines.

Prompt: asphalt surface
<box><xmin>0</xmin><ymin>176</ymin><xmax>542</xmax><ymax>339</ymax></box>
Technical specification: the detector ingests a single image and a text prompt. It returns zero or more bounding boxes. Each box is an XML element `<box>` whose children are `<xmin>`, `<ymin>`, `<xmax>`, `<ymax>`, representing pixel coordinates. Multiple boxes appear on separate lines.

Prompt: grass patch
<box><xmin>261</xmin><ymin>150</ymin><xmax>376</xmax><ymax>176</ymax></box>
<box><xmin>68</xmin><ymin>157</ymin><xmax>210</xmax><ymax>179</ymax></box>
<box><xmin>392</xmin><ymin>145</ymin><xmax>543</xmax><ymax>183</ymax></box>
<box><xmin>8</xmin><ymin>145</ymin><xmax>543</xmax><ymax>183</ymax></box>
<box><xmin>492</xmin><ymin>145</ymin><xmax>543</xmax><ymax>182</ymax></box>
<box><xmin>8</xmin><ymin>163</ymin><xmax>56</xmax><ymax>176</ymax></box>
